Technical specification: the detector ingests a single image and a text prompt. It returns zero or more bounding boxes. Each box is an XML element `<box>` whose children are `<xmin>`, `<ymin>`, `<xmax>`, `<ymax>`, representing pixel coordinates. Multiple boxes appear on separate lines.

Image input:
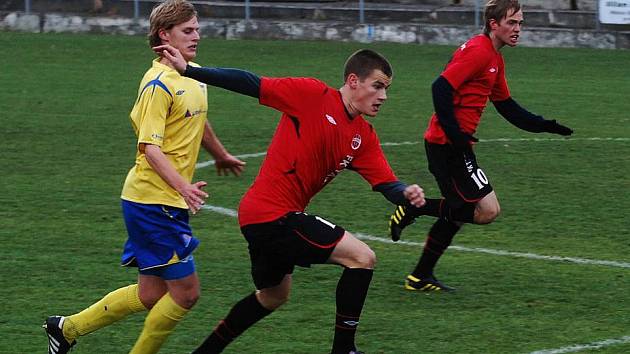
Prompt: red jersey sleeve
<box><xmin>259</xmin><ymin>77</ymin><xmax>328</xmax><ymax>117</ymax></box>
<box><xmin>441</xmin><ymin>43</ymin><xmax>494</xmax><ymax>90</ymax></box>
<box><xmin>351</xmin><ymin>125</ymin><xmax>397</xmax><ymax>187</ymax></box>
<box><xmin>490</xmin><ymin>55</ymin><xmax>511</xmax><ymax>101</ymax></box>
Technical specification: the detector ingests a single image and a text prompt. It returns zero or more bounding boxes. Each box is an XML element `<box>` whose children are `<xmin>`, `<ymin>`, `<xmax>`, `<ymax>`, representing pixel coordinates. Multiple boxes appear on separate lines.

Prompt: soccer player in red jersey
<box><xmin>155</xmin><ymin>45</ymin><xmax>425</xmax><ymax>353</ymax></box>
<box><xmin>388</xmin><ymin>0</ymin><xmax>573</xmax><ymax>292</ymax></box>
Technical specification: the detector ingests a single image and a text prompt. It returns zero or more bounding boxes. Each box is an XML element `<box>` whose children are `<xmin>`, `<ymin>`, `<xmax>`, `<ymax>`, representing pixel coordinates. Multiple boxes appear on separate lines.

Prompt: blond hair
<box><xmin>483</xmin><ymin>0</ymin><xmax>521</xmax><ymax>35</ymax></box>
<box><xmin>148</xmin><ymin>0</ymin><xmax>197</xmax><ymax>47</ymax></box>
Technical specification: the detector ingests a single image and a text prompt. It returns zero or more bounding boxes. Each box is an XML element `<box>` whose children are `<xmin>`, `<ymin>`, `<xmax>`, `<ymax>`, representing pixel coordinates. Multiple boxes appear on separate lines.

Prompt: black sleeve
<box><xmin>183</xmin><ymin>65</ymin><xmax>261</xmax><ymax>98</ymax></box>
<box><xmin>432</xmin><ymin>76</ymin><xmax>477</xmax><ymax>147</ymax></box>
<box><xmin>492</xmin><ymin>97</ymin><xmax>547</xmax><ymax>132</ymax></box>
<box><xmin>373</xmin><ymin>181</ymin><xmax>408</xmax><ymax>205</ymax></box>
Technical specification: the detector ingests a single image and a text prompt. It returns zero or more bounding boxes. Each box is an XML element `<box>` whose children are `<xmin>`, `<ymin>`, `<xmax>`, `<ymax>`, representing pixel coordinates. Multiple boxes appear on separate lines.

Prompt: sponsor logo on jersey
<box><xmin>323</xmin><ymin>154</ymin><xmax>354</xmax><ymax>184</ymax></box>
<box><xmin>351</xmin><ymin>134</ymin><xmax>362</xmax><ymax>150</ymax></box>
<box><xmin>185</xmin><ymin>109</ymin><xmax>207</xmax><ymax>119</ymax></box>
<box><xmin>176</xmin><ymin>90</ymin><xmax>185</xmax><ymax>96</ymax></box>
<box><xmin>489</xmin><ymin>67</ymin><xmax>497</xmax><ymax>73</ymax></box>
<box><xmin>325</xmin><ymin>114</ymin><xmax>337</xmax><ymax>125</ymax></box>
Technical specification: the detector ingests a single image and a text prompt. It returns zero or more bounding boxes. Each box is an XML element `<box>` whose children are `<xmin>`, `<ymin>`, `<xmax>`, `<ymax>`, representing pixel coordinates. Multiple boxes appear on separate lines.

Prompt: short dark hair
<box><xmin>343</xmin><ymin>49</ymin><xmax>393</xmax><ymax>82</ymax></box>
<box><xmin>148</xmin><ymin>0</ymin><xmax>197</xmax><ymax>48</ymax></box>
<box><xmin>483</xmin><ymin>0</ymin><xmax>521</xmax><ymax>35</ymax></box>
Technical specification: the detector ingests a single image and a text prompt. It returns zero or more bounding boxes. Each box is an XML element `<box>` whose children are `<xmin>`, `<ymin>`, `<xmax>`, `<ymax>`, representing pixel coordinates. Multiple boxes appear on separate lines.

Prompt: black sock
<box><xmin>331</xmin><ymin>268</ymin><xmax>373</xmax><ymax>354</ymax></box>
<box><xmin>193</xmin><ymin>292</ymin><xmax>272</xmax><ymax>354</ymax></box>
<box><xmin>407</xmin><ymin>199</ymin><xmax>475</xmax><ymax>224</ymax></box>
<box><xmin>406</xmin><ymin>198</ymin><xmax>442</xmax><ymax>218</ymax></box>
<box><xmin>412</xmin><ymin>219</ymin><xmax>460</xmax><ymax>278</ymax></box>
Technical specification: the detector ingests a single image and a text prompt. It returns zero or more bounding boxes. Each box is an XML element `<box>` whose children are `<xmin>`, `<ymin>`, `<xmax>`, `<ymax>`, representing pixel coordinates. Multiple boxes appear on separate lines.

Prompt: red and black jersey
<box><xmin>425</xmin><ymin>34</ymin><xmax>511</xmax><ymax>144</ymax></box>
<box><xmin>238</xmin><ymin>77</ymin><xmax>397</xmax><ymax>227</ymax></box>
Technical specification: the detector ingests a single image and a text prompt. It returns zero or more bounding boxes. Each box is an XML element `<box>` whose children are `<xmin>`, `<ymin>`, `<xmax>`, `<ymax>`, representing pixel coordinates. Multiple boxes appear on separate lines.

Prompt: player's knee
<box><xmin>258</xmin><ymin>290</ymin><xmax>290</xmax><ymax>310</ymax></box>
<box><xmin>353</xmin><ymin>247</ymin><xmax>377</xmax><ymax>269</ymax></box>
<box><xmin>177</xmin><ymin>289</ymin><xmax>200</xmax><ymax>309</ymax></box>
<box><xmin>139</xmin><ymin>292</ymin><xmax>163</xmax><ymax>310</ymax></box>
<box><xmin>476</xmin><ymin>204</ymin><xmax>500</xmax><ymax>224</ymax></box>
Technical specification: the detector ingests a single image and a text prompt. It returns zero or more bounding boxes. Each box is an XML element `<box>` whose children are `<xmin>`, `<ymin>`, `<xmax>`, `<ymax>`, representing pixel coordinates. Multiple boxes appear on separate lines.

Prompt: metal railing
<box><xmin>19</xmin><ymin>0</ymin><xmax>626</xmax><ymax>28</ymax></box>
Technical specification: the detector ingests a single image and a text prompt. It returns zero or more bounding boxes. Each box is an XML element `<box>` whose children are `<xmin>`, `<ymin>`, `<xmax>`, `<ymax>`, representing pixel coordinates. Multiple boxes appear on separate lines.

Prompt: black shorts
<box><xmin>241</xmin><ymin>212</ymin><xmax>346</xmax><ymax>290</ymax></box>
<box><xmin>425</xmin><ymin>140</ymin><xmax>493</xmax><ymax>209</ymax></box>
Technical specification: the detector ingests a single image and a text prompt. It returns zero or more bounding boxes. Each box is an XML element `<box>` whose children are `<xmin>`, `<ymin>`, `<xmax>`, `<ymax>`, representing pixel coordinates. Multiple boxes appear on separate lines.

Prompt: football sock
<box><xmin>407</xmin><ymin>198</ymin><xmax>475</xmax><ymax>223</ymax></box>
<box><xmin>412</xmin><ymin>219</ymin><xmax>461</xmax><ymax>278</ymax></box>
<box><xmin>129</xmin><ymin>292</ymin><xmax>189</xmax><ymax>354</ymax></box>
<box><xmin>406</xmin><ymin>198</ymin><xmax>442</xmax><ymax>218</ymax></box>
<box><xmin>193</xmin><ymin>292</ymin><xmax>272</xmax><ymax>354</ymax></box>
<box><xmin>331</xmin><ymin>268</ymin><xmax>373</xmax><ymax>354</ymax></box>
<box><xmin>62</xmin><ymin>284</ymin><xmax>147</xmax><ymax>342</ymax></box>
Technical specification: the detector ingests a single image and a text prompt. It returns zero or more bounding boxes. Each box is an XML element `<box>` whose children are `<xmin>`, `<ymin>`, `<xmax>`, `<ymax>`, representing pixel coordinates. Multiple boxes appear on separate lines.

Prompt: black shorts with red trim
<box><xmin>241</xmin><ymin>212</ymin><xmax>346</xmax><ymax>290</ymax></box>
<box><xmin>425</xmin><ymin>140</ymin><xmax>493</xmax><ymax>209</ymax></box>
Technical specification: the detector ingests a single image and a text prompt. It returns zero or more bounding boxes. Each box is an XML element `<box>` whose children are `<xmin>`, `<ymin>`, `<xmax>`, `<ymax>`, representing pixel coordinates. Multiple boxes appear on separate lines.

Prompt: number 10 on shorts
<box><xmin>470</xmin><ymin>168</ymin><xmax>489</xmax><ymax>190</ymax></box>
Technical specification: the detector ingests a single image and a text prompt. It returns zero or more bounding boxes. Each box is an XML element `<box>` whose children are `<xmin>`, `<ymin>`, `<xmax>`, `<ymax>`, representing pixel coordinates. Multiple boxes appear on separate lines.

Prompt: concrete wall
<box><xmin>2</xmin><ymin>11</ymin><xmax>628</xmax><ymax>49</ymax></box>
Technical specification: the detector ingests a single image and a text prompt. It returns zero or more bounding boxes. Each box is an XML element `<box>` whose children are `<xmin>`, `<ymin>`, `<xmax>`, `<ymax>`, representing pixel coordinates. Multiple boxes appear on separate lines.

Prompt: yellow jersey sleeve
<box><xmin>135</xmin><ymin>76</ymin><xmax>173</xmax><ymax>147</ymax></box>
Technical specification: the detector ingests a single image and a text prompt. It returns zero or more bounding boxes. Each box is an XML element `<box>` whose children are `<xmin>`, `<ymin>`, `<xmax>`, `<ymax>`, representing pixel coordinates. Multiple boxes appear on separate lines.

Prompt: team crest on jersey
<box><xmin>351</xmin><ymin>134</ymin><xmax>362</xmax><ymax>150</ymax></box>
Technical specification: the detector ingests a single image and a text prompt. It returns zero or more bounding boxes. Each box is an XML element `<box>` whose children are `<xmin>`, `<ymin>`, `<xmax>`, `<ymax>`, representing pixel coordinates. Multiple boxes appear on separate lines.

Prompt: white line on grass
<box><xmin>196</xmin><ymin>137</ymin><xmax>629</xmax><ymax>169</ymax></box>
<box><xmin>201</xmin><ymin>205</ymin><xmax>630</xmax><ymax>270</ymax></box>
<box><xmin>529</xmin><ymin>335</ymin><xmax>630</xmax><ymax>354</ymax></box>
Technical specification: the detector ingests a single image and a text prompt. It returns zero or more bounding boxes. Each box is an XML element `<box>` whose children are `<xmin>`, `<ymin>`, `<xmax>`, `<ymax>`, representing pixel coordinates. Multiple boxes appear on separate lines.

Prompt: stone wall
<box><xmin>2</xmin><ymin>11</ymin><xmax>628</xmax><ymax>49</ymax></box>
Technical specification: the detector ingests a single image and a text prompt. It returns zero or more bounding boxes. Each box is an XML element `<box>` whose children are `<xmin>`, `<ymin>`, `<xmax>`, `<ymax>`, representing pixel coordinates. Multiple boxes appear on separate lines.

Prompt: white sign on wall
<box><xmin>599</xmin><ymin>0</ymin><xmax>630</xmax><ymax>24</ymax></box>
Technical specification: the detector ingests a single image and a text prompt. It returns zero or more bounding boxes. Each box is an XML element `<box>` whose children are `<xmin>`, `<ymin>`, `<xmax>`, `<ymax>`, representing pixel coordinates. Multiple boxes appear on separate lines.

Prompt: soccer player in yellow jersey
<box><xmin>43</xmin><ymin>1</ymin><xmax>245</xmax><ymax>353</ymax></box>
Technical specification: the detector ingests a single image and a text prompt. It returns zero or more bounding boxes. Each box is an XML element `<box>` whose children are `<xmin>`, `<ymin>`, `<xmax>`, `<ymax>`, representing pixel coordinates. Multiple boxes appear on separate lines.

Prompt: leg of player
<box><xmin>405</xmin><ymin>192</ymin><xmax>500</xmax><ymax>292</ymax></box>
<box><xmin>326</xmin><ymin>232</ymin><xmax>375</xmax><ymax>354</ymax></box>
<box><xmin>130</xmin><ymin>264</ymin><xmax>200</xmax><ymax>354</ymax></box>
<box><xmin>44</xmin><ymin>282</ymin><xmax>149</xmax><ymax>354</ymax></box>
<box><xmin>191</xmin><ymin>277</ymin><xmax>288</xmax><ymax>353</ymax></box>
<box><xmin>473</xmin><ymin>190</ymin><xmax>500</xmax><ymax>224</ymax></box>
<box><xmin>389</xmin><ymin>198</ymin><xmax>477</xmax><ymax>241</ymax></box>
<box><xmin>405</xmin><ymin>219</ymin><xmax>461</xmax><ymax>292</ymax></box>
<box><xmin>389</xmin><ymin>189</ymin><xmax>499</xmax><ymax>240</ymax></box>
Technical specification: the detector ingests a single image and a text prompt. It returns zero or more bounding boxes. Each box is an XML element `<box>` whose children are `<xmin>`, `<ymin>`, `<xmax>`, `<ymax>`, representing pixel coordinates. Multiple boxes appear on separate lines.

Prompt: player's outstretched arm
<box><xmin>154</xmin><ymin>44</ymin><xmax>261</xmax><ymax>98</ymax></box>
<box><xmin>493</xmin><ymin>97</ymin><xmax>573</xmax><ymax>136</ymax></box>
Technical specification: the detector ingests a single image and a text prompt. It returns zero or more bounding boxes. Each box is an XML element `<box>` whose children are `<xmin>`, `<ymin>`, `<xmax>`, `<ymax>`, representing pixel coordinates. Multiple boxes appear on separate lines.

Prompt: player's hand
<box><xmin>544</xmin><ymin>120</ymin><xmax>573</xmax><ymax>136</ymax></box>
<box><xmin>214</xmin><ymin>154</ymin><xmax>246</xmax><ymax>176</ymax></box>
<box><xmin>152</xmin><ymin>44</ymin><xmax>187</xmax><ymax>74</ymax></box>
<box><xmin>180</xmin><ymin>181</ymin><xmax>209</xmax><ymax>214</ymax></box>
<box><xmin>403</xmin><ymin>184</ymin><xmax>425</xmax><ymax>207</ymax></box>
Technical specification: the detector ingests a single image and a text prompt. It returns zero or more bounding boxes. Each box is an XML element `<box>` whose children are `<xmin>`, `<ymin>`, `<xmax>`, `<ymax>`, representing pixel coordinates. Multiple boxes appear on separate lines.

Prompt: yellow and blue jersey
<box><xmin>121</xmin><ymin>58</ymin><xmax>208</xmax><ymax>209</ymax></box>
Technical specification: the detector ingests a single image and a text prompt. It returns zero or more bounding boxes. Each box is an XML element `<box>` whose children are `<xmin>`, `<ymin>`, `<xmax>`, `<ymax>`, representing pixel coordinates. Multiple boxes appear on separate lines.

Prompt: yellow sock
<box><xmin>63</xmin><ymin>284</ymin><xmax>147</xmax><ymax>342</ymax></box>
<box><xmin>129</xmin><ymin>293</ymin><xmax>189</xmax><ymax>354</ymax></box>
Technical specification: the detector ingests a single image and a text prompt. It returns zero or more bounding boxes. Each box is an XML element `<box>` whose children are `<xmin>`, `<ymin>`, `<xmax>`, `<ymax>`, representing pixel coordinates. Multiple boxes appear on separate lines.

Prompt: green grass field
<box><xmin>1</xmin><ymin>32</ymin><xmax>629</xmax><ymax>353</ymax></box>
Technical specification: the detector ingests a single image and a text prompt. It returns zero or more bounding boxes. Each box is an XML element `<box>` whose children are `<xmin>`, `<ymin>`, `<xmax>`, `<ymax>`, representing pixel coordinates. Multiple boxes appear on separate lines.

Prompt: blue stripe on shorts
<box><xmin>120</xmin><ymin>200</ymin><xmax>200</xmax><ymax>273</ymax></box>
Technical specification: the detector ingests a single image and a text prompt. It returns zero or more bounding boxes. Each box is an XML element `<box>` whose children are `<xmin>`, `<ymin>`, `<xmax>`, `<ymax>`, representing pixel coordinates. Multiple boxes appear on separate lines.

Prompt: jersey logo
<box><xmin>325</xmin><ymin>114</ymin><xmax>337</xmax><ymax>125</ymax></box>
<box><xmin>489</xmin><ymin>67</ymin><xmax>497</xmax><ymax>73</ymax></box>
<box><xmin>176</xmin><ymin>90</ymin><xmax>185</xmax><ymax>96</ymax></box>
<box><xmin>351</xmin><ymin>134</ymin><xmax>362</xmax><ymax>150</ymax></box>
<box><xmin>460</xmin><ymin>43</ymin><xmax>467</xmax><ymax>51</ymax></box>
